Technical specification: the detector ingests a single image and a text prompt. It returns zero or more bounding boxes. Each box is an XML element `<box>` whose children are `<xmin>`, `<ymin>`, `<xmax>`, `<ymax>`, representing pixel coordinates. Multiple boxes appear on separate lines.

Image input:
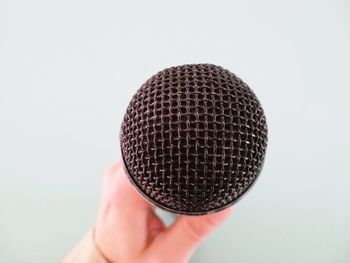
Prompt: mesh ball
<box><xmin>120</xmin><ymin>64</ymin><xmax>268</xmax><ymax>215</ymax></box>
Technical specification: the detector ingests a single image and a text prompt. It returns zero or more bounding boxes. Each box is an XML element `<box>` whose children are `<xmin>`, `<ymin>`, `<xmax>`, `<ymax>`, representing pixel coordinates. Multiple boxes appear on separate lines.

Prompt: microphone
<box><xmin>120</xmin><ymin>64</ymin><xmax>268</xmax><ymax>215</ymax></box>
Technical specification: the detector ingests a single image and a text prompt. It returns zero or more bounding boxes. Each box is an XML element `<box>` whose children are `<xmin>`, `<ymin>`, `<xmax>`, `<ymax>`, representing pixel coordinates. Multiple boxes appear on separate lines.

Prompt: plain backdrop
<box><xmin>1</xmin><ymin>0</ymin><xmax>349</xmax><ymax>262</ymax></box>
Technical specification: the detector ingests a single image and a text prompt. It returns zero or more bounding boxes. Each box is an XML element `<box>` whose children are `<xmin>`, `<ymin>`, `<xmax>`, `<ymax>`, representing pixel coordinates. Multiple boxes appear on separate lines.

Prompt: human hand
<box><xmin>94</xmin><ymin>161</ymin><xmax>233</xmax><ymax>263</ymax></box>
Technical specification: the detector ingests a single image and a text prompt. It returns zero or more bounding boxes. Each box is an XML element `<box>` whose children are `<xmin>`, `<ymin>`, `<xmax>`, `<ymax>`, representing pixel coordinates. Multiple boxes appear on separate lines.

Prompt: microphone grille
<box><xmin>121</xmin><ymin>64</ymin><xmax>267</xmax><ymax>215</ymax></box>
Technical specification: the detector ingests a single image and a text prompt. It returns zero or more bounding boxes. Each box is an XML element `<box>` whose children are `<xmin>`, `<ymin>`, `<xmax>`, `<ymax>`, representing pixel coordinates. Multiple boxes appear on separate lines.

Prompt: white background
<box><xmin>1</xmin><ymin>0</ymin><xmax>349</xmax><ymax>262</ymax></box>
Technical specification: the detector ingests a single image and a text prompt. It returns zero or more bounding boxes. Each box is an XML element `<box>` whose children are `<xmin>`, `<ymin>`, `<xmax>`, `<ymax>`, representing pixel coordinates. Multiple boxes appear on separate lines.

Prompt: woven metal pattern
<box><xmin>120</xmin><ymin>64</ymin><xmax>268</xmax><ymax>215</ymax></box>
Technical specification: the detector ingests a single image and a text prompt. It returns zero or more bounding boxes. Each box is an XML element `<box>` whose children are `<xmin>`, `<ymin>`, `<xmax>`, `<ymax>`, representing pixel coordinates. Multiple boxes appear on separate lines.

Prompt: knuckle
<box><xmin>182</xmin><ymin>219</ymin><xmax>206</xmax><ymax>242</ymax></box>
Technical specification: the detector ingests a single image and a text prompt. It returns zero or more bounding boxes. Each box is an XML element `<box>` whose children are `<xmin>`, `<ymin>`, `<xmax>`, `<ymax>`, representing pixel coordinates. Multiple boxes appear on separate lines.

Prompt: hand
<box><xmin>94</xmin><ymin>161</ymin><xmax>233</xmax><ymax>263</ymax></box>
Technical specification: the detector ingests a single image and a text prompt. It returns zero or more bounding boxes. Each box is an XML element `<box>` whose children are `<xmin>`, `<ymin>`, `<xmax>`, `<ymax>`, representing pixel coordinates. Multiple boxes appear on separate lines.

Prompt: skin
<box><xmin>94</xmin><ymin>161</ymin><xmax>233</xmax><ymax>263</ymax></box>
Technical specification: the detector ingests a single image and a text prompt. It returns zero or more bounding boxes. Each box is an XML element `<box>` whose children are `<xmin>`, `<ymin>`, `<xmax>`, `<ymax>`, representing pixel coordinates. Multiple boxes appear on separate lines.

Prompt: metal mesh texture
<box><xmin>120</xmin><ymin>64</ymin><xmax>268</xmax><ymax>215</ymax></box>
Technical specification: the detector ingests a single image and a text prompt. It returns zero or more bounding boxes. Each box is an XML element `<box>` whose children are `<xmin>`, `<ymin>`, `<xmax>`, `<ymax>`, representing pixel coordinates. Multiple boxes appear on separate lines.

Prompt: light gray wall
<box><xmin>1</xmin><ymin>0</ymin><xmax>349</xmax><ymax>262</ymax></box>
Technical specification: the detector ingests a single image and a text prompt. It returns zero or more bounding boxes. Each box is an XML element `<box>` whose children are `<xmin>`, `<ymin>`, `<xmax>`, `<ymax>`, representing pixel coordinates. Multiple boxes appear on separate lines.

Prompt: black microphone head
<box><xmin>120</xmin><ymin>64</ymin><xmax>268</xmax><ymax>215</ymax></box>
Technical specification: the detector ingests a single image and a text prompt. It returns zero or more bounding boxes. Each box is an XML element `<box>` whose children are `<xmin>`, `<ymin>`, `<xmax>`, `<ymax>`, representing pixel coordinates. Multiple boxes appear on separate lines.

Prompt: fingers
<box><xmin>95</xmin><ymin>161</ymin><xmax>156</xmax><ymax>261</ymax></box>
<box><xmin>101</xmin><ymin>161</ymin><xmax>153</xmax><ymax>212</ymax></box>
<box><xmin>96</xmin><ymin>161</ymin><xmax>233</xmax><ymax>263</ymax></box>
<box><xmin>152</xmin><ymin>207</ymin><xmax>233</xmax><ymax>262</ymax></box>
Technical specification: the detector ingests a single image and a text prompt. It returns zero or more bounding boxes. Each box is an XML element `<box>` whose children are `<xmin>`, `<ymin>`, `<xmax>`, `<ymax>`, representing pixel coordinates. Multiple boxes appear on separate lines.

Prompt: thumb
<box><xmin>153</xmin><ymin>207</ymin><xmax>233</xmax><ymax>263</ymax></box>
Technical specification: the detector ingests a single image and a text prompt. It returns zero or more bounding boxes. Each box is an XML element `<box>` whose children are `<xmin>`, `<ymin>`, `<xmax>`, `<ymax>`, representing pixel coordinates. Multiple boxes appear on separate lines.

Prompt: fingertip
<box><xmin>189</xmin><ymin>206</ymin><xmax>233</xmax><ymax>230</ymax></box>
<box><xmin>101</xmin><ymin>160</ymin><xmax>127</xmax><ymax>198</ymax></box>
<box><xmin>209</xmin><ymin>206</ymin><xmax>234</xmax><ymax>222</ymax></box>
<box><xmin>104</xmin><ymin>161</ymin><xmax>123</xmax><ymax>179</ymax></box>
<box><xmin>103</xmin><ymin>160</ymin><xmax>154</xmax><ymax>210</ymax></box>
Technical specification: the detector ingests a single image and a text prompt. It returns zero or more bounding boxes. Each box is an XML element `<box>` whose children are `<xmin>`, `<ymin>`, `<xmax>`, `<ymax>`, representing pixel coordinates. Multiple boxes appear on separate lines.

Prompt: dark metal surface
<box><xmin>120</xmin><ymin>64</ymin><xmax>268</xmax><ymax>215</ymax></box>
